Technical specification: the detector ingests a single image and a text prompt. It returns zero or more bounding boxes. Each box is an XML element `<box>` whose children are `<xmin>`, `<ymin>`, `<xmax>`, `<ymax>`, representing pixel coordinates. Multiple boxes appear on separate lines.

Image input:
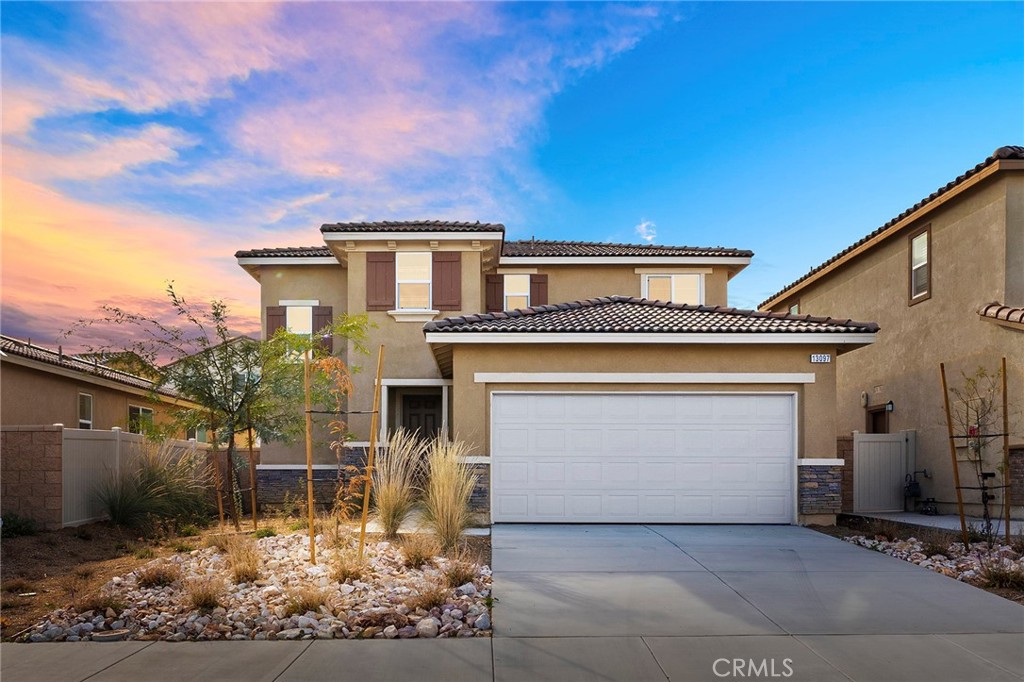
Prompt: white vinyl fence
<box><xmin>853</xmin><ymin>431</ymin><xmax>916</xmax><ymax>513</ymax></box>
<box><xmin>61</xmin><ymin>428</ymin><xmax>209</xmax><ymax>527</ymax></box>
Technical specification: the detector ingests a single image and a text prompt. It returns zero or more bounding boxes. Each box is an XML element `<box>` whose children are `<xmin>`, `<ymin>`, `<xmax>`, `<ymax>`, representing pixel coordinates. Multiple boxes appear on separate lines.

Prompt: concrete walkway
<box><xmin>847</xmin><ymin>511</ymin><xmax>1024</xmax><ymax>536</ymax></box>
<box><xmin>3</xmin><ymin>525</ymin><xmax>1023</xmax><ymax>682</ymax></box>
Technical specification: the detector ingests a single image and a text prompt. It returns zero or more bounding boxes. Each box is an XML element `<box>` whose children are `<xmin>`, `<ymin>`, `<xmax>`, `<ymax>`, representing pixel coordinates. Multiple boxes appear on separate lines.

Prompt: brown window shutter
<box><xmin>432</xmin><ymin>252</ymin><xmax>462</xmax><ymax>311</ymax></box>
<box><xmin>266</xmin><ymin>306</ymin><xmax>286</xmax><ymax>339</ymax></box>
<box><xmin>485</xmin><ymin>274</ymin><xmax>504</xmax><ymax>312</ymax></box>
<box><xmin>366</xmin><ymin>252</ymin><xmax>396</xmax><ymax>311</ymax></box>
<box><xmin>312</xmin><ymin>306</ymin><xmax>333</xmax><ymax>354</ymax></box>
<box><xmin>529</xmin><ymin>274</ymin><xmax>548</xmax><ymax>306</ymax></box>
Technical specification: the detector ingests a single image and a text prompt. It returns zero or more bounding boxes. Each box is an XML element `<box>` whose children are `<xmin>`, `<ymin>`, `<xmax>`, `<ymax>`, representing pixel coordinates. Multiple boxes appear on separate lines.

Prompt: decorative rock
<box><xmin>455</xmin><ymin>583</ymin><xmax>477</xmax><ymax>597</ymax></box>
<box><xmin>383</xmin><ymin>625</ymin><xmax>398</xmax><ymax>639</ymax></box>
<box><xmin>278</xmin><ymin>628</ymin><xmax>304</xmax><ymax>640</ymax></box>
<box><xmin>398</xmin><ymin>626</ymin><xmax>418</xmax><ymax>639</ymax></box>
<box><xmin>415</xmin><ymin>618</ymin><xmax>439</xmax><ymax>639</ymax></box>
<box><xmin>475</xmin><ymin>613</ymin><xmax>490</xmax><ymax>630</ymax></box>
<box><xmin>92</xmin><ymin>629</ymin><xmax>131</xmax><ymax>642</ymax></box>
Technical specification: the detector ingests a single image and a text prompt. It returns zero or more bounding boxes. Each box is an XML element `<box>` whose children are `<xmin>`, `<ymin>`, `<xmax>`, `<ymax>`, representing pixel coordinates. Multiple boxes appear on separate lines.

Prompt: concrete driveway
<box><xmin>3</xmin><ymin>525</ymin><xmax>1022</xmax><ymax>682</ymax></box>
<box><xmin>490</xmin><ymin>524</ymin><xmax>1024</xmax><ymax>681</ymax></box>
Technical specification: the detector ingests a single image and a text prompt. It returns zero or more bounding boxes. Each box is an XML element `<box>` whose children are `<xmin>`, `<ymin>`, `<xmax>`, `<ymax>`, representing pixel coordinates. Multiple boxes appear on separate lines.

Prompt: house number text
<box><xmin>810</xmin><ymin>354</ymin><xmax>832</xmax><ymax>364</ymax></box>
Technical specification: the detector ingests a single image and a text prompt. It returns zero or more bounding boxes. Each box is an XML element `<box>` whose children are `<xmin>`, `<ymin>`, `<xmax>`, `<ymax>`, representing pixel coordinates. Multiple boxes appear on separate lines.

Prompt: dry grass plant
<box><xmin>184</xmin><ymin>576</ymin><xmax>224</xmax><ymax>611</ymax></box>
<box><xmin>136</xmin><ymin>562</ymin><xmax>182</xmax><ymax>588</ymax></box>
<box><xmin>224</xmin><ymin>535</ymin><xmax>260</xmax><ymax>583</ymax></box>
<box><xmin>421</xmin><ymin>437</ymin><xmax>477</xmax><ymax>551</ymax></box>
<box><xmin>372</xmin><ymin>429</ymin><xmax>425</xmax><ymax>539</ymax></box>
<box><xmin>401</xmin><ymin>533</ymin><xmax>440</xmax><ymax>569</ymax></box>
<box><xmin>285</xmin><ymin>586</ymin><xmax>329</xmax><ymax>616</ymax></box>
<box><xmin>405</xmin><ymin>580</ymin><xmax>449</xmax><ymax>612</ymax></box>
<box><xmin>331</xmin><ymin>547</ymin><xmax>366</xmax><ymax>583</ymax></box>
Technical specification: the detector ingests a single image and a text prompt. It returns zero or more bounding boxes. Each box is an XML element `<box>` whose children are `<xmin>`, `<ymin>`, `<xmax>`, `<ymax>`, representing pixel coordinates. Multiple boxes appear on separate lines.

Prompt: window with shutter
<box><xmin>312</xmin><ymin>306</ymin><xmax>333</xmax><ymax>354</ymax></box>
<box><xmin>366</xmin><ymin>252</ymin><xmax>396</xmax><ymax>310</ymax></box>
<box><xmin>266</xmin><ymin>306</ymin><xmax>286</xmax><ymax>338</ymax></box>
<box><xmin>395</xmin><ymin>252</ymin><xmax>432</xmax><ymax>309</ymax></box>
<box><xmin>432</xmin><ymin>252</ymin><xmax>462</xmax><ymax>310</ymax></box>
<box><xmin>529</xmin><ymin>274</ymin><xmax>548</xmax><ymax>307</ymax></box>
<box><xmin>485</xmin><ymin>274</ymin><xmax>504</xmax><ymax>312</ymax></box>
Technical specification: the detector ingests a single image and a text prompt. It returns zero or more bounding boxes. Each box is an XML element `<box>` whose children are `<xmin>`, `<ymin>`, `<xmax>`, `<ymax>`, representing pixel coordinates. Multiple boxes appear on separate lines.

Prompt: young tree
<box><xmin>66</xmin><ymin>284</ymin><xmax>369</xmax><ymax>528</ymax></box>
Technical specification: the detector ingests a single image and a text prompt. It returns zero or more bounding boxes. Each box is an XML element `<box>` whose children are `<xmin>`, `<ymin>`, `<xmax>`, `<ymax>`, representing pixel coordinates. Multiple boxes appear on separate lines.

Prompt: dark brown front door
<box><xmin>866</xmin><ymin>407</ymin><xmax>889</xmax><ymax>434</ymax></box>
<box><xmin>402</xmin><ymin>394</ymin><xmax>442</xmax><ymax>437</ymax></box>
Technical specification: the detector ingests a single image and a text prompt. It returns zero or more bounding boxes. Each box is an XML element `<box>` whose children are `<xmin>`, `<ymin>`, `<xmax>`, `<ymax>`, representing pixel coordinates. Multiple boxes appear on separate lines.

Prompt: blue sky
<box><xmin>2</xmin><ymin>2</ymin><xmax>1021</xmax><ymax>347</ymax></box>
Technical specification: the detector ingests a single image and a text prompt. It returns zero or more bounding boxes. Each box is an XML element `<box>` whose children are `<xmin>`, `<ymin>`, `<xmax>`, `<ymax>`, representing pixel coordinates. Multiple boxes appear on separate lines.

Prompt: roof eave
<box><xmin>424</xmin><ymin>331</ymin><xmax>877</xmax><ymax>345</ymax></box>
<box><xmin>498</xmin><ymin>255</ymin><xmax>752</xmax><ymax>266</ymax></box>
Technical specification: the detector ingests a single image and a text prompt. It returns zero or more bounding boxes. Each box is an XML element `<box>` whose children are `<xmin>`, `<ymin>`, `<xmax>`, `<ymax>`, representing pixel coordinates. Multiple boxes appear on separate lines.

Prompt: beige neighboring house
<box><xmin>760</xmin><ymin>146</ymin><xmax>1024</xmax><ymax>518</ymax></box>
<box><xmin>0</xmin><ymin>335</ymin><xmax>185</xmax><ymax>433</ymax></box>
<box><xmin>237</xmin><ymin>221</ymin><xmax>878</xmax><ymax>525</ymax></box>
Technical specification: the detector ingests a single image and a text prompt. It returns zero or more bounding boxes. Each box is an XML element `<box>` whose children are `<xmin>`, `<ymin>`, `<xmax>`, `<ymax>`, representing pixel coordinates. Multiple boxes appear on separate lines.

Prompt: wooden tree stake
<box><xmin>1001</xmin><ymin>357</ymin><xmax>1011</xmax><ymax>544</ymax></box>
<box><xmin>940</xmin><ymin>362</ymin><xmax>971</xmax><ymax>549</ymax></box>
<box><xmin>304</xmin><ymin>351</ymin><xmax>316</xmax><ymax>565</ymax></box>
<box><xmin>247</xmin><ymin>421</ymin><xmax>258</xmax><ymax>532</ymax></box>
<box><xmin>358</xmin><ymin>346</ymin><xmax>386</xmax><ymax>561</ymax></box>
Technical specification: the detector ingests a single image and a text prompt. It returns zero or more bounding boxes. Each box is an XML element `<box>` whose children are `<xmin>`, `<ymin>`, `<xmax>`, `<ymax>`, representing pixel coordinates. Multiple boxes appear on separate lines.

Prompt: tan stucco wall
<box><xmin>770</xmin><ymin>172</ymin><xmax>1024</xmax><ymax>513</ymax></box>
<box><xmin>0</xmin><ymin>361</ymin><xmax>177</xmax><ymax>431</ymax></box>
<box><xmin>448</xmin><ymin>343</ymin><xmax>844</xmax><ymax>459</ymax></box>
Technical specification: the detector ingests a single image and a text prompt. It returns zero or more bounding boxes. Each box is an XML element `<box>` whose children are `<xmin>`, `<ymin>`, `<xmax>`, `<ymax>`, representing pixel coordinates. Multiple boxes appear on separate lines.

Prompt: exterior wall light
<box><xmin>885</xmin><ymin>400</ymin><xmax>894</xmax><ymax>412</ymax></box>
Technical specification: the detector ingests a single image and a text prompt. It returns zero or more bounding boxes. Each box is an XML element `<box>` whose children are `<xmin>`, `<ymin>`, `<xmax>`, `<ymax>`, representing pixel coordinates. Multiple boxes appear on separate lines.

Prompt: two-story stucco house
<box><xmin>760</xmin><ymin>146</ymin><xmax>1024</xmax><ymax>518</ymax></box>
<box><xmin>237</xmin><ymin>221</ymin><xmax>878</xmax><ymax>525</ymax></box>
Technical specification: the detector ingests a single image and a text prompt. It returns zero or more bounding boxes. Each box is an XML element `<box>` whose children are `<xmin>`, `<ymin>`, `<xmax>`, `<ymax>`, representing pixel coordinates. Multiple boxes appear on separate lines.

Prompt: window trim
<box><xmin>908</xmin><ymin>224</ymin><xmax>931</xmax><ymax>305</ymax></box>
<box><xmin>641</xmin><ymin>273</ymin><xmax>704</xmax><ymax>304</ymax></box>
<box><xmin>789</xmin><ymin>301</ymin><xmax>800</xmax><ymax>315</ymax></box>
<box><xmin>127</xmin><ymin>405</ymin><xmax>154</xmax><ymax>435</ymax></box>
<box><xmin>394</xmin><ymin>252</ymin><xmax>433</xmax><ymax>311</ymax></box>
<box><xmin>503</xmin><ymin>273</ymin><xmax>531</xmax><ymax>310</ymax></box>
<box><xmin>78</xmin><ymin>392</ymin><xmax>93</xmax><ymax>430</ymax></box>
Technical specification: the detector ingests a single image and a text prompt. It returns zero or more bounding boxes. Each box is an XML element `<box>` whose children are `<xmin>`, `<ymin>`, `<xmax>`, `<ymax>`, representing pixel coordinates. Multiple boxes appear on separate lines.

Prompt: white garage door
<box><xmin>490</xmin><ymin>392</ymin><xmax>795</xmax><ymax>523</ymax></box>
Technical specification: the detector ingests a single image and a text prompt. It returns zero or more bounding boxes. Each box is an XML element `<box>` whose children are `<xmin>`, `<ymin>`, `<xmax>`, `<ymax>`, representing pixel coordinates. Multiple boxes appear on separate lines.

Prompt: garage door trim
<box><xmin>488</xmin><ymin>390</ymin><xmax>799</xmax><ymax>524</ymax></box>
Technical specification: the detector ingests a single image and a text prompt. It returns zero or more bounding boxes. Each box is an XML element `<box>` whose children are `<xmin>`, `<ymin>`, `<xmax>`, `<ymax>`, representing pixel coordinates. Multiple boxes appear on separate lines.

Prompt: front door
<box><xmin>402</xmin><ymin>394</ymin><xmax>442</xmax><ymax>437</ymax></box>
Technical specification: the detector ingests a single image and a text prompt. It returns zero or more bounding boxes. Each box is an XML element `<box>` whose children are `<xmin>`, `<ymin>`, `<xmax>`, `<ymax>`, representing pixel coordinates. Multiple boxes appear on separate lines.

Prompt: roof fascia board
<box><xmin>761</xmin><ymin>160</ymin><xmax>1016</xmax><ymax>310</ymax></box>
<box><xmin>499</xmin><ymin>256</ymin><xmax>751</xmax><ymax>266</ymax></box>
<box><xmin>424</xmin><ymin>332</ymin><xmax>876</xmax><ymax>345</ymax></box>
<box><xmin>473</xmin><ymin>372</ymin><xmax>817</xmax><ymax>384</ymax></box>
<box><xmin>236</xmin><ymin>257</ymin><xmax>339</xmax><ymax>266</ymax></box>
<box><xmin>1</xmin><ymin>353</ymin><xmax>186</xmax><ymax>404</ymax></box>
<box><xmin>323</xmin><ymin>232</ymin><xmax>503</xmax><ymax>242</ymax></box>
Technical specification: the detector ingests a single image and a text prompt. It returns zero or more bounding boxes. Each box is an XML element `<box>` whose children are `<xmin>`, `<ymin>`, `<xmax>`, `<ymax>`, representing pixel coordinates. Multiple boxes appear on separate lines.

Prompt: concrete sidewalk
<box><xmin>3</xmin><ymin>525</ymin><xmax>1023</xmax><ymax>682</ymax></box>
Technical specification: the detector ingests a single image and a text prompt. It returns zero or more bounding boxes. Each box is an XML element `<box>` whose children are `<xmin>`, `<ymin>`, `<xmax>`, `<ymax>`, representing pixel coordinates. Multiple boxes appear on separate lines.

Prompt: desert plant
<box><xmin>136</xmin><ymin>562</ymin><xmax>181</xmax><ymax>588</ymax></box>
<box><xmin>2</xmin><ymin>578</ymin><xmax>36</xmax><ymax>593</ymax></box>
<box><xmin>224</xmin><ymin>535</ymin><xmax>260</xmax><ymax>583</ymax></box>
<box><xmin>331</xmin><ymin>547</ymin><xmax>365</xmax><ymax>583</ymax></box>
<box><xmin>420</xmin><ymin>437</ymin><xmax>477</xmax><ymax>551</ymax></box>
<box><xmin>1</xmin><ymin>513</ymin><xmax>39</xmax><ymax>538</ymax></box>
<box><xmin>203</xmin><ymin>533</ymin><xmax>232</xmax><ymax>551</ymax></box>
<box><xmin>253</xmin><ymin>527</ymin><xmax>276</xmax><ymax>539</ymax></box>
<box><xmin>979</xmin><ymin>560</ymin><xmax>1024</xmax><ymax>590</ymax></box>
<box><xmin>405</xmin><ymin>580</ymin><xmax>449</xmax><ymax>612</ymax></box>
<box><xmin>400</xmin><ymin>533</ymin><xmax>440</xmax><ymax>569</ymax></box>
<box><xmin>443</xmin><ymin>555</ymin><xmax>477</xmax><ymax>588</ymax></box>
<box><xmin>173</xmin><ymin>541</ymin><xmax>195</xmax><ymax>553</ymax></box>
<box><xmin>284</xmin><ymin>586</ymin><xmax>329</xmax><ymax>616</ymax></box>
<box><xmin>184</xmin><ymin>577</ymin><xmax>224</xmax><ymax>611</ymax></box>
<box><xmin>133</xmin><ymin>546</ymin><xmax>156</xmax><ymax>560</ymax></box>
<box><xmin>75</xmin><ymin>592</ymin><xmax>126</xmax><ymax>615</ymax></box>
<box><xmin>178</xmin><ymin>524</ymin><xmax>201</xmax><ymax>537</ymax></box>
<box><xmin>372</xmin><ymin>429</ymin><xmax>424</xmax><ymax>539</ymax></box>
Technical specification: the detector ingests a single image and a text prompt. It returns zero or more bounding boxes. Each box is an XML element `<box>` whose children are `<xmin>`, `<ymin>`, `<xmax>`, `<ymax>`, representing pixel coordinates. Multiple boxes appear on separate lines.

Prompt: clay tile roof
<box><xmin>760</xmin><ymin>145</ymin><xmax>1024</xmax><ymax>308</ymax></box>
<box><xmin>234</xmin><ymin>246</ymin><xmax>333</xmax><ymax>258</ymax></box>
<box><xmin>978</xmin><ymin>302</ymin><xmax>1024</xmax><ymax>325</ymax></box>
<box><xmin>321</xmin><ymin>220</ymin><xmax>505</xmax><ymax>233</ymax></box>
<box><xmin>423</xmin><ymin>296</ymin><xmax>879</xmax><ymax>335</ymax></box>
<box><xmin>0</xmin><ymin>335</ymin><xmax>176</xmax><ymax>396</ymax></box>
<box><xmin>501</xmin><ymin>240</ymin><xmax>753</xmax><ymax>258</ymax></box>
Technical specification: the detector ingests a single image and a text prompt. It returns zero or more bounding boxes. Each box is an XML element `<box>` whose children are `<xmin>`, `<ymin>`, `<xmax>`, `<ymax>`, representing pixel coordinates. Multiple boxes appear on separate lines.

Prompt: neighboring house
<box><xmin>760</xmin><ymin>146</ymin><xmax>1024</xmax><ymax>518</ymax></box>
<box><xmin>237</xmin><ymin>221</ymin><xmax>877</xmax><ymax>525</ymax></box>
<box><xmin>0</xmin><ymin>335</ymin><xmax>186</xmax><ymax>432</ymax></box>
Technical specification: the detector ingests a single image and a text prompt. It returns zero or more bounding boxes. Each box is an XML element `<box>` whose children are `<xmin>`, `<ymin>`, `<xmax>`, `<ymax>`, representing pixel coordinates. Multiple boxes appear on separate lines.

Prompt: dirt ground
<box><xmin>0</xmin><ymin>517</ymin><xmax>492</xmax><ymax>642</ymax></box>
<box><xmin>809</xmin><ymin>519</ymin><xmax>1024</xmax><ymax>606</ymax></box>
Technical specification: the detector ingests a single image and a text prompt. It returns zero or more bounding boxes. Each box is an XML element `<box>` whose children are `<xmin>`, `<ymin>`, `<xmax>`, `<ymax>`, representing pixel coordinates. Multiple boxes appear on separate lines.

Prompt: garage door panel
<box><xmin>491</xmin><ymin>393</ymin><xmax>794</xmax><ymax>523</ymax></box>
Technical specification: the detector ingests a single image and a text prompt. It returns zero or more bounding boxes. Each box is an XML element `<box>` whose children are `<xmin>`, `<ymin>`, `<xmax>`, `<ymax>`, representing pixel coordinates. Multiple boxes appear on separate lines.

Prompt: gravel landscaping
<box><xmin>22</xmin><ymin>531</ymin><xmax>492</xmax><ymax>642</ymax></box>
<box><xmin>842</xmin><ymin>534</ymin><xmax>1023</xmax><ymax>583</ymax></box>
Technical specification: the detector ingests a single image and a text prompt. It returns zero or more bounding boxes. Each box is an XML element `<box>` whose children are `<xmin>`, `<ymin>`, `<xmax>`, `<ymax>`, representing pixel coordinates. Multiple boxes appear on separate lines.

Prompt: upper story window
<box><xmin>286</xmin><ymin>305</ymin><xmax>313</xmax><ymax>336</ymax></box>
<box><xmin>396</xmin><ymin>252</ymin><xmax>432</xmax><ymax>310</ymax></box>
<box><xmin>909</xmin><ymin>226</ymin><xmax>930</xmax><ymax>304</ymax></box>
<box><xmin>642</xmin><ymin>273</ymin><xmax>703</xmax><ymax>304</ymax></box>
<box><xmin>128</xmin><ymin>405</ymin><xmax>154</xmax><ymax>434</ymax></box>
<box><xmin>266</xmin><ymin>302</ymin><xmax>333</xmax><ymax>353</ymax></box>
<box><xmin>78</xmin><ymin>393</ymin><xmax>93</xmax><ymax>429</ymax></box>
<box><xmin>504</xmin><ymin>274</ymin><xmax>531</xmax><ymax>309</ymax></box>
<box><xmin>789</xmin><ymin>302</ymin><xmax>800</xmax><ymax>315</ymax></box>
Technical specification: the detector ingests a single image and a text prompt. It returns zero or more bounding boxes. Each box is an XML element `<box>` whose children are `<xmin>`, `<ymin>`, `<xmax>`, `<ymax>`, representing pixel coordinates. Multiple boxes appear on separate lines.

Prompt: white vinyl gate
<box><xmin>490</xmin><ymin>392</ymin><xmax>796</xmax><ymax>523</ymax></box>
<box><xmin>853</xmin><ymin>432</ymin><xmax>912</xmax><ymax>513</ymax></box>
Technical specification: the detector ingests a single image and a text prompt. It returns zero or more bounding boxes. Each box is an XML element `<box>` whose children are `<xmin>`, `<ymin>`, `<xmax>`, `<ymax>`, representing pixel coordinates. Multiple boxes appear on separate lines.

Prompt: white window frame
<box><xmin>503</xmin><ymin>273</ymin><xmax>531</xmax><ymax>310</ymax></box>
<box><xmin>641</xmin><ymin>273</ymin><xmax>704</xmax><ymax>304</ymax></box>
<box><xmin>128</xmin><ymin>405</ymin><xmax>154</xmax><ymax>434</ymax></box>
<box><xmin>395</xmin><ymin>252</ymin><xmax>433</xmax><ymax>311</ymax></box>
<box><xmin>78</xmin><ymin>393</ymin><xmax>93</xmax><ymax>430</ymax></box>
<box><xmin>909</xmin><ymin>227</ymin><xmax>930</xmax><ymax>303</ymax></box>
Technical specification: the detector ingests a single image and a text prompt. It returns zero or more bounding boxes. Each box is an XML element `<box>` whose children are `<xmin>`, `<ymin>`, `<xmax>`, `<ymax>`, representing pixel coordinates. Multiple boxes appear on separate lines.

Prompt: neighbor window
<box><xmin>909</xmin><ymin>226</ymin><xmax>930</xmax><ymax>303</ymax></box>
<box><xmin>395</xmin><ymin>252</ymin><xmax>432</xmax><ymax>310</ymax></box>
<box><xmin>642</xmin><ymin>273</ymin><xmax>702</xmax><ymax>304</ymax></box>
<box><xmin>78</xmin><ymin>393</ymin><xmax>93</xmax><ymax>429</ymax></box>
<box><xmin>504</xmin><ymin>274</ymin><xmax>531</xmax><ymax>309</ymax></box>
<box><xmin>789</xmin><ymin>302</ymin><xmax>800</xmax><ymax>315</ymax></box>
<box><xmin>128</xmin><ymin>405</ymin><xmax>154</xmax><ymax>434</ymax></box>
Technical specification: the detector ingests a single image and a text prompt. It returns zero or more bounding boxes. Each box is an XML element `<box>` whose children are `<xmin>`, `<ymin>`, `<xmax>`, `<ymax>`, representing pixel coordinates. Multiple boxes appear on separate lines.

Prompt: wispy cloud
<box><xmin>635</xmin><ymin>219</ymin><xmax>657</xmax><ymax>243</ymax></box>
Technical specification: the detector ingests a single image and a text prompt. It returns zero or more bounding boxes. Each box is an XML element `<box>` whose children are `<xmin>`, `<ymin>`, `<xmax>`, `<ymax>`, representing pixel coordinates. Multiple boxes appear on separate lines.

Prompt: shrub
<box><xmin>405</xmin><ymin>580</ymin><xmax>449</xmax><ymax>612</ymax></box>
<box><xmin>254</xmin><ymin>527</ymin><xmax>277</xmax><ymax>539</ymax></box>
<box><xmin>136</xmin><ymin>562</ymin><xmax>181</xmax><ymax>588</ymax></box>
<box><xmin>443</xmin><ymin>556</ymin><xmax>477</xmax><ymax>588</ymax></box>
<box><xmin>75</xmin><ymin>592</ymin><xmax>126</xmax><ymax>615</ymax></box>
<box><xmin>285</xmin><ymin>586</ymin><xmax>328</xmax><ymax>616</ymax></box>
<box><xmin>178</xmin><ymin>524</ymin><xmax>201</xmax><ymax>537</ymax></box>
<box><xmin>372</xmin><ymin>429</ymin><xmax>424</xmax><ymax>539</ymax></box>
<box><xmin>203</xmin><ymin>534</ymin><xmax>231</xmax><ymax>551</ymax></box>
<box><xmin>1</xmin><ymin>513</ymin><xmax>39</xmax><ymax>538</ymax></box>
<box><xmin>401</xmin><ymin>534</ymin><xmax>440</xmax><ymax>569</ymax></box>
<box><xmin>184</xmin><ymin>577</ymin><xmax>223</xmax><ymax>611</ymax></box>
<box><xmin>2</xmin><ymin>578</ymin><xmax>35</xmax><ymax>593</ymax></box>
<box><xmin>173</xmin><ymin>542</ymin><xmax>195</xmax><ymax>553</ymax></box>
<box><xmin>332</xmin><ymin>548</ymin><xmax>365</xmax><ymax>583</ymax></box>
<box><xmin>420</xmin><ymin>437</ymin><xmax>477</xmax><ymax>551</ymax></box>
<box><xmin>224</xmin><ymin>535</ymin><xmax>260</xmax><ymax>583</ymax></box>
<box><xmin>288</xmin><ymin>521</ymin><xmax>307</xmax><ymax>532</ymax></box>
<box><xmin>980</xmin><ymin>561</ymin><xmax>1024</xmax><ymax>590</ymax></box>
<box><xmin>133</xmin><ymin>546</ymin><xmax>156</xmax><ymax>560</ymax></box>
